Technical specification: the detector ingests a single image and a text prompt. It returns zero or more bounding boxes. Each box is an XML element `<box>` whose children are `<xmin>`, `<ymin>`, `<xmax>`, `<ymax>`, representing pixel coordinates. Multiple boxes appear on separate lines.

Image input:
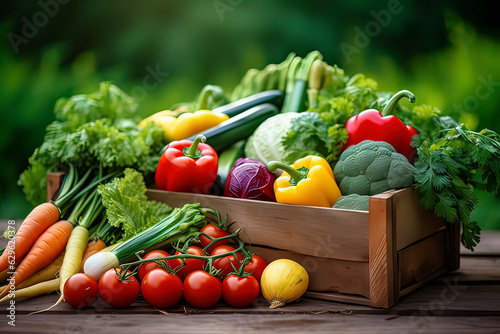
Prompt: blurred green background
<box><xmin>1</xmin><ymin>0</ymin><xmax>499</xmax><ymax>229</ymax></box>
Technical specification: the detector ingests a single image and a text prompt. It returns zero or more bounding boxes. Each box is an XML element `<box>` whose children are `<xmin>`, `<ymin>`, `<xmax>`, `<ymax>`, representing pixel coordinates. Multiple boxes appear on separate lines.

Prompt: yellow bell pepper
<box><xmin>138</xmin><ymin>109</ymin><xmax>177</xmax><ymax>128</ymax></box>
<box><xmin>139</xmin><ymin>109</ymin><xmax>229</xmax><ymax>141</ymax></box>
<box><xmin>267</xmin><ymin>155</ymin><xmax>342</xmax><ymax>207</ymax></box>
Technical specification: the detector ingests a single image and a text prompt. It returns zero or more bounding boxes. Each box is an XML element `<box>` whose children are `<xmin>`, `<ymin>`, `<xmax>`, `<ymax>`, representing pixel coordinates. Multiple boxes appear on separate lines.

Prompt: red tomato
<box><xmin>199</xmin><ymin>224</ymin><xmax>230</xmax><ymax>252</ymax></box>
<box><xmin>211</xmin><ymin>245</ymin><xmax>244</xmax><ymax>277</ymax></box>
<box><xmin>63</xmin><ymin>273</ymin><xmax>99</xmax><ymax>309</ymax></box>
<box><xmin>183</xmin><ymin>270</ymin><xmax>222</xmax><ymax>308</ymax></box>
<box><xmin>243</xmin><ymin>255</ymin><xmax>268</xmax><ymax>283</ymax></box>
<box><xmin>222</xmin><ymin>274</ymin><xmax>260</xmax><ymax>307</ymax></box>
<box><xmin>172</xmin><ymin>245</ymin><xmax>206</xmax><ymax>281</ymax></box>
<box><xmin>99</xmin><ymin>269</ymin><xmax>140</xmax><ymax>308</ymax></box>
<box><xmin>141</xmin><ymin>268</ymin><xmax>183</xmax><ymax>308</ymax></box>
<box><xmin>138</xmin><ymin>250</ymin><xmax>176</xmax><ymax>281</ymax></box>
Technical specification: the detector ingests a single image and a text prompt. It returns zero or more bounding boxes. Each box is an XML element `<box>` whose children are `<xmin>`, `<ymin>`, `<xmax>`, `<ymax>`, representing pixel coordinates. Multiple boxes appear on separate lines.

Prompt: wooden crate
<box><xmin>47</xmin><ymin>173</ymin><xmax>460</xmax><ymax>308</ymax></box>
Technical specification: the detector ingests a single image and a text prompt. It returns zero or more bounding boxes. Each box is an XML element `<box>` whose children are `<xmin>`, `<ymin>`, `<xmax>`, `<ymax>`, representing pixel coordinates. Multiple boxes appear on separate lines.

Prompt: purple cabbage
<box><xmin>224</xmin><ymin>158</ymin><xmax>276</xmax><ymax>201</ymax></box>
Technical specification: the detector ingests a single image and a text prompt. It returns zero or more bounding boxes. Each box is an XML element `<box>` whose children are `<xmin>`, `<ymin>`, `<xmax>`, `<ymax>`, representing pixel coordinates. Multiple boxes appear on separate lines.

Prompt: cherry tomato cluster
<box><xmin>63</xmin><ymin>222</ymin><xmax>268</xmax><ymax>310</ymax></box>
<box><xmin>137</xmin><ymin>243</ymin><xmax>267</xmax><ymax>309</ymax></box>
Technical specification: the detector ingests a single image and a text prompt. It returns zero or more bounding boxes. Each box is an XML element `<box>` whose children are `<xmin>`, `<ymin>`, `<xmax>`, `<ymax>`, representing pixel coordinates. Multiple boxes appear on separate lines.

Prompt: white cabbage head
<box><xmin>244</xmin><ymin>112</ymin><xmax>302</xmax><ymax>165</ymax></box>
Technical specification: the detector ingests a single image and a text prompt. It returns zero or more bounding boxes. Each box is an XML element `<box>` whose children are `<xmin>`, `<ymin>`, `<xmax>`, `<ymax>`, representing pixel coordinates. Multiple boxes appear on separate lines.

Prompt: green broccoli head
<box><xmin>334</xmin><ymin>140</ymin><xmax>415</xmax><ymax>196</ymax></box>
<box><xmin>333</xmin><ymin>194</ymin><xmax>370</xmax><ymax>211</ymax></box>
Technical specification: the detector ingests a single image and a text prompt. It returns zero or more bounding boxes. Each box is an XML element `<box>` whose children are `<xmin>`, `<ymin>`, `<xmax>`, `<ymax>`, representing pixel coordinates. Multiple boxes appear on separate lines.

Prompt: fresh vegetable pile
<box><xmin>4</xmin><ymin>50</ymin><xmax>500</xmax><ymax>312</ymax></box>
<box><xmin>148</xmin><ymin>51</ymin><xmax>499</xmax><ymax>251</ymax></box>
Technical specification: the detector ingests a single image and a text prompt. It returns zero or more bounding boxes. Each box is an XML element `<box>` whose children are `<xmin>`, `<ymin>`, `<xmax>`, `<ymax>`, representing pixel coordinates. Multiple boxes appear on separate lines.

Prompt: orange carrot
<box><xmin>0</xmin><ymin>202</ymin><xmax>60</xmax><ymax>273</ymax></box>
<box><xmin>0</xmin><ymin>220</ymin><xmax>72</xmax><ymax>298</ymax></box>
<box><xmin>80</xmin><ymin>239</ymin><xmax>107</xmax><ymax>272</ymax></box>
<box><xmin>0</xmin><ymin>251</ymin><xmax>64</xmax><ymax>292</ymax></box>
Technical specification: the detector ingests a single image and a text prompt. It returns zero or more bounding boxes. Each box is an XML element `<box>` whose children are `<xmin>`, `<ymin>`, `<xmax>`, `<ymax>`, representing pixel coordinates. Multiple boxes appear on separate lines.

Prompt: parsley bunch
<box><xmin>412</xmin><ymin>124</ymin><xmax>500</xmax><ymax>250</ymax></box>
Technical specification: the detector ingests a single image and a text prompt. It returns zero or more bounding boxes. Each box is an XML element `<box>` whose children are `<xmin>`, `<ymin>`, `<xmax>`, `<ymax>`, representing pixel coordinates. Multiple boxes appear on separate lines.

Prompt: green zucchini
<box><xmin>217</xmin><ymin>140</ymin><xmax>245</xmax><ymax>186</ymax></box>
<box><xmin>209</xmin><ymin>140</ymin><xmax>246</xmax><ymax>195</ymax></box>
<box><xmin>187</xmin><ymin>103</ymin><xmax>279</xmax><ymax>152</ymax></box>
<box><xmin>214</xmin><ymin>90</ymin><xmax>283</xmax><ymax>118</ymax></box>
<box><xmin>282</xmin><ymin>80</ymin><xmax>308</xmax><ymax>114</ymax></box>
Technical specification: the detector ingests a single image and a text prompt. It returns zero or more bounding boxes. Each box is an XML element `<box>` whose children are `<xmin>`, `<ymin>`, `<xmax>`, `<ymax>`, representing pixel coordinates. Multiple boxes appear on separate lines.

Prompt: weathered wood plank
<box><xmin>444</xmin><ymin>257</ymin><xmax>500</xmax><ymax>282</ymax></box>
<box><xmin>4</xmin><ymin>313</ymin><xmax>500</xmax><ymax>334</ymax></box>
<box><xmin>460</xmin><ymin>231</ymin><xmax>500</xmax><ymax>256</ymax></box>
<box><xmin>450</xmin><ymin>256</ymin><xmax>500</xmax><ymax>284</ymax></box>
<box><xmin>0</xmin><ymin>295</ymin><xmax>368</xmax><ymax>316</ymax></box>
<box><xmin>2</xmin><ymin>284</ymin><xmax>499</xmax><ymax>316</ymax></box>
<box><xmin>392</xmin><ymin>284</ymin><xmax>500</xmax><ymax>313</ymax></box>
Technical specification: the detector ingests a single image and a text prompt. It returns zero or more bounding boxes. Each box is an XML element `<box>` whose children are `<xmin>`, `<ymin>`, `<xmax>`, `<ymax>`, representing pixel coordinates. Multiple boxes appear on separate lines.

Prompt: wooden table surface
<box><xmin>0</xmin><ymin>220</ymin><xmax>499</xmax><ymax>334</ymax></box>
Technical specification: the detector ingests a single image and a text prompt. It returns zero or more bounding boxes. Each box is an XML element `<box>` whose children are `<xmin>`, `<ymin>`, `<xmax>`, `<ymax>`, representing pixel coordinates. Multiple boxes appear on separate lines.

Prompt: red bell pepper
<box><xmin>342</xmin><ymin>90</ymin><xmax>418</xmax><ymax>162</ymax></box>
<box><xmin>155</xmin><ymin>135</ymin><xmax>218</xmax><ymax>193</ymax></box>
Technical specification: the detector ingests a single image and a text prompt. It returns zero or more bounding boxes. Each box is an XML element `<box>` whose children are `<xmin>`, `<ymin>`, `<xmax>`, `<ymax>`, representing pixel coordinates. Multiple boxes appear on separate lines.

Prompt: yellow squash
<box><xmin>260</xmin><ymin>259</ymin><xmax>309</xmax><ymax>308</ymax></box>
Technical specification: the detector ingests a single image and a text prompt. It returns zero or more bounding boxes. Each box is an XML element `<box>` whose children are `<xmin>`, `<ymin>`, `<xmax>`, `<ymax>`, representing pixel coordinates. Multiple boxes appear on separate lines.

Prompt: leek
<box><xmin>84</xmin><ymin>203</ymin><xmax>206</xmax><ymax>280</ymax></box>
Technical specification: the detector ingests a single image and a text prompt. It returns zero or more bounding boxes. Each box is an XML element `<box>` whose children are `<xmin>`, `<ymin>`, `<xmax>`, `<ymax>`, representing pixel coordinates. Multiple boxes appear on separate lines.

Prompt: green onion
<box><xmin>83</xmin><ymin>203</ymin><xmax>206</xmax><ymax>280</ymax></box>
<box><xmin>113</xmin><ymin>203</ymin><xmax>205</xmax><ymax>261</ymax></box>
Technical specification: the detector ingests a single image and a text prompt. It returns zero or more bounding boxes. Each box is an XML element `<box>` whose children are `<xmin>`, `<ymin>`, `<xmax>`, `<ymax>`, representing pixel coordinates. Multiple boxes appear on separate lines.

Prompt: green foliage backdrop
<box><xmin>1</xmin><ymin>1</ymin><xmax>499</xmax><ymax>229</ymax></box>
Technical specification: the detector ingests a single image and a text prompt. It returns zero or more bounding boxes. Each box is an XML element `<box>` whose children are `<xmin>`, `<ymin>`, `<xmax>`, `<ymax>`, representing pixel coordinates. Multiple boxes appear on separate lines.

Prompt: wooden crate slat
<box><xmin>368</xmin><ymin>192</ymin><xmax>396</xmax><ymax>308</ymax></box>
<box><xmin>392</xmin><ymin>187</ymin><xmax>447</xmax><ymax>251</ymax></box>
<box><xmin>46</xmin><ymin>171</ymin><xmax>65</xmax><ymax>202</ymax></box>
<box><xmin>252</xmin><ymin>246</ymin><xmax>370</xmax><ymax>298</ymax></box>
<box><xmin>303</xmin><ymin>291</ymin><xmax>371</xmax><ymax>306</ymax></box>
<box><xmin>147</xmin><ymin>189</ymin><xmax>370</xmax><ymax>262</ymax></box>
<box><xmin>398</xmin><ymin>230</ymin><xmax>446</xmax><ymax>289</ymax></box>
<box><xmin>445</xmin><ymin>220</ymin><xmax>461</xmax><ymax>272</ymax></box>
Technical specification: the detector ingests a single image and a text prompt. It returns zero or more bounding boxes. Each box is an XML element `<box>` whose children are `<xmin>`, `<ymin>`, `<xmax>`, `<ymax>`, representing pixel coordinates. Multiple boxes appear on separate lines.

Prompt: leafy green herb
<box><xmin>396</xmin><ymin>104</ymin><xmax>462</xmax><ymax>145</ymax></box>
<box><xmin>17</xmin><ymin>161</ymin><xmax>51</xmax><ymax>205</ymax></box>
<box><xmin>55</xmin><ymin>82</ymin><xmax>138</xmax><ymax>130</ymax></box>
<box><xmin>18</xmin><ymin>83</ymin><xmax>167</xmax><ymax>206</ymax></box>
<box><xmin>412</xmin><ymin>124</ymin><xmax>500</xmax><ymax>250</ymax></box>
<box><xmin>30</xmin><ymin>114</ymin><xmax>164</xmax><ymax>171</ymax></box>
<box><xmin>282</xmin><ymin>72</ymin><xmax>380</xmax><ymax>166</ymax></box>
<box><xmin>98</xmin><ymin>169</ymin><xmax>173</xmax><ymax>240</ymax></box>
<box><xmin>281</xmin><ymin>112</ymin><xmax>349</xmax><ymax>165</ymax></box>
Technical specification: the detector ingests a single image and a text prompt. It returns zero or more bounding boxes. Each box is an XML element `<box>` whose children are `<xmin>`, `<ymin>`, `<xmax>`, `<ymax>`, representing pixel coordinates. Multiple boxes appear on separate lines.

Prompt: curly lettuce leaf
<box><xmin>19</xmin><ymin>82</ymin><xmax>167</xmax><ymax>205</ymax></box>
<box><xmin>27</xmin><ymin>116</ymin><xmax>164</xmax><ymax>171</ymax></box>
<box><xmin>281</xmin><ymin>104</ymin><xmax>350</xmax><ymax>166</ymax></box>
<box><xmin>17</xmin><ymin>161</ymin><xmax>51</xmax><ymax>205</ymax></box>
<box><xmin>98</xmin><ymin>169</ymin><xmax>173</xmax><ymax>240</ymax></box>
<box><xmin>55</xmin><ymin>82</ymin><xmax>138</xmax><ymax>130</ymax></box>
